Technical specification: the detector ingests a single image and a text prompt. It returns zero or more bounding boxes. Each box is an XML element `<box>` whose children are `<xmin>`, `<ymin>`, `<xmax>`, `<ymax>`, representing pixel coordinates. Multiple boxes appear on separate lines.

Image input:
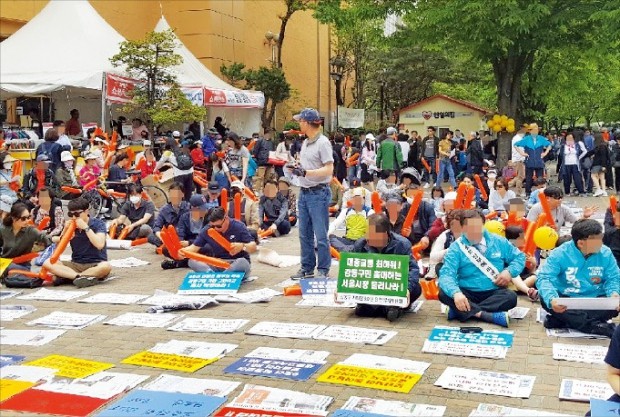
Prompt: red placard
<box><xmin>0</xmin><ymin>389</ymin><xmax>108</xmax><ymax>417</ymax></box>
<box><xmin>215</xmin><ymin>407</ymin><xmax>319</xmax><ymax>417</ymax></box>
<box><xmin>105</xmin><ymin>73</ymin><xmax>136</xmax><ymax>104</ymax></box>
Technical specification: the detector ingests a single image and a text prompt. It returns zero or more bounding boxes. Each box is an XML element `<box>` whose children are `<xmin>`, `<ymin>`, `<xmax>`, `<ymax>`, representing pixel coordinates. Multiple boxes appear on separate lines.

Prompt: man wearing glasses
<box><xmin>526</xmin><ymin>186</ymin><xmax>596</xmax><ymax>227</ymax></box>
<box><xmin>181</xmin><ymin>207</ymin><xmax>257</xmax><ymax>277</ymax></box>
<box><xmin>43</xmin><ymin>197</ymin><xmax>111</xmax><ymax>288</ymax></box>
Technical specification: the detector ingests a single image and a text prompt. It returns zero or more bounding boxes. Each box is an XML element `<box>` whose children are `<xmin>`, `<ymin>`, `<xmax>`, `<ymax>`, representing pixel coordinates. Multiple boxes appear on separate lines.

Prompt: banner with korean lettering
<box><xmin>181</xmin><ymin>86</ymin><xmax>204</xmax><ymax>106</ymax></box>
<box><xmin>336</xmin><ymin>253</ymin><xmax>408</xmax><ymax>307</ymax></box>
<box><xmin>203</xmin><ymin>88</ymin><xmax>265</xmax><ymax>109</ymax></box>
<box><xmin>105</xmin><ymin>73</ymin><xmax>136</xmax><ymax>104</ymax></box>
<box><xmin>338</xmin><ymin>107</ymin><xmax>365</xmax><ymax>128</ymax></box>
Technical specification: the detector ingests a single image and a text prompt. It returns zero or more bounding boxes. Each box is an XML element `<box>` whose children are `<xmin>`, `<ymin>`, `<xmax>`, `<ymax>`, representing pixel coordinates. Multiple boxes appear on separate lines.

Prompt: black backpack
<box><xmin>3</xmin><ymin>273</ymin><xmax>44</xmax><ymax>288</ymax></box>
<box><xmin>173</xmin><ymin>148</ymin><xmax>194</xmax><ymax>171</ymax></box>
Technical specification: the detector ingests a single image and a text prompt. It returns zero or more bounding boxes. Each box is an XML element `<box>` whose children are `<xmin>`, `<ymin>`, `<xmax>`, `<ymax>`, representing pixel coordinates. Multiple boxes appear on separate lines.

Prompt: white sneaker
<box><xmin>593</xmin><ymin>189</ymin><xmax>604</xmax><ymax>197</ymax></box>
<box><xmin>423</xmin><ymin>183</ymin><xmax>430</xmax><ymax>189</ymax></box>
<box><xmin>602</xmin><ymin>191</ymin><xmax>609</xmax><ymax>197</ymax></box>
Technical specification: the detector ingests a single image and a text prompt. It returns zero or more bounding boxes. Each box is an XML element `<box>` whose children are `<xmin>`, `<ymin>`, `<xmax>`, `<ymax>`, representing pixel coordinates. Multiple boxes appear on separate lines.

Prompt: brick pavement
<box><xmin>0</xmin><ymin>193</ymin><xmax>614</xmax><ymax>417</ymax></box>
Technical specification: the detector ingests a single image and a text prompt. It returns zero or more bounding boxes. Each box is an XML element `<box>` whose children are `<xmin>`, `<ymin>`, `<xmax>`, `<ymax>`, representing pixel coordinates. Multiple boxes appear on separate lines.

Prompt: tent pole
<box><xmin>101</xmin><ymin>73</ymin><xmax>106</xmax><ymax>129</ymax></box>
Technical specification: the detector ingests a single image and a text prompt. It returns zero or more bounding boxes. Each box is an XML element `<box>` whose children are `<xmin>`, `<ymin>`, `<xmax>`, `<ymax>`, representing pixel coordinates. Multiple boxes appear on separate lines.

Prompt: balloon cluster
<box><xmin>486</xmin><ymin>114</ymin><xmax>515</xmax><ymax>133</ymax></box>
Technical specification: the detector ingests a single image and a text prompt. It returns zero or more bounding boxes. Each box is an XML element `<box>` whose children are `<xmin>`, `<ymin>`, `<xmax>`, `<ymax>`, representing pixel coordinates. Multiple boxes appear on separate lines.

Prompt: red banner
<box><xmin>105</xmin><ymin>73</ymin><xmax>136</xmax><ymax>104</ymax></box>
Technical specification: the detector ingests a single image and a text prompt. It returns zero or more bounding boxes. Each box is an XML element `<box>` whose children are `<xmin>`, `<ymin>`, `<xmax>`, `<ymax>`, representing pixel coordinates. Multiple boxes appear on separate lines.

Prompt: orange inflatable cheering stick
<box><xmin>207</xmin><ymin>228</ymin><xmax>233</xmax><ymax>253</ymax></box>
<box><xmin>37</xmin><ymin>216</ymin><xmax>50</xmax><ymax>231</ymax></box>
<box><xmin>474</xmin><ymin>174</ymin><xmax>488</xmax><ymax>201</ymax></box>
<box><xmin>330</xmin><ymin>246</ymin><xmax>341</xmax><ymax>260</ymax></box>
<box><xmin>9</xmin><ymin>160</ymin><xmax>23</xmax><ymax>192</ymax></box>
<box><xmin>371</xmin><ymin>191</ymin><xmax>383</xmax><ymax>214</ymax></box>
<box><xmin>463</xmin><ymin>185</ymin><xmax>475</xmax><ymax>208</ymax></box>
<box><xmin>220</xmin><ymin>188</ymin><xmax>228</xmax><ymax>211</ymax></box>
<box><xmin>611</xmin><ymin>195</ymin><xmax>618</xmax><ymax>216</ymax></box>
<box><xmin>234</xmin><ymin>193</ymin><xmax>242</xmax><ymax>220</ymax></box>
<box><xmin>49</xmin><ymin>221</ymin><xmax>76</xmax><ymax>264</ymax></box>
<box><xmin>454</xmin><ymin>182</ymin><xmax>467</xmax><ymax>209</ymax></box>
<box><xmin>421</xmin><ymin>158</ymin><xmax>431</xmax><ymax>172</ymax></box>
<box><xmin>538</xmin><ymin>193</ymin><xmax>556</xmax><ymax>228</ymax></box>
<box><xmin>180</xmin><ymin>249</ymin><xmax>230</xmax><ymax>270</ymax></box>
<box><xmin>402</xmin><ymin>191</ymin><xmax>423</xmax><ymax>237</ymax></box>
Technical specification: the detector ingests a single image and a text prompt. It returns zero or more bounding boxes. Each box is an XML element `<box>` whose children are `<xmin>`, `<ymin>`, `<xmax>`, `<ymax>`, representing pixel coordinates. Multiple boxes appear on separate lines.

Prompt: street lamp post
<box><xmin>264</xmin><ymin>31</ymin><xmax>280</xmax><ymax>67</ymax></box>
<box><xmin>330</xmin><ymin>57</ymin><xmax>346</xmax><ymax>131</ymax></box>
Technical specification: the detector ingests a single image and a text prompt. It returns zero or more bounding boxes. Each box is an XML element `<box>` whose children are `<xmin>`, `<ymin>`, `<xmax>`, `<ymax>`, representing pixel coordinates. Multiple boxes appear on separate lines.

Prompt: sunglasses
<box><xmin>68</xmin><ymin>210</ymin><xmax>85</xmax><ymax>218</ymax></box>
<box><xmin>209</xmin><ymin>220</ymin><xmax>226</xmax><ymax>229</ymax></box>
<box><xmin>18</xmin><ymin>215</ymin><xmax>32</xmax><ymax>221</ymax></box>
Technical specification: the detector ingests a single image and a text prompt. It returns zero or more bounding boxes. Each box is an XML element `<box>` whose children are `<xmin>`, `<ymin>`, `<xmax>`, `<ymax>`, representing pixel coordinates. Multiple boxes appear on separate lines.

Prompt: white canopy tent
<box><xmin>0</xmin><ymin>0</ymin><xmax>126</xmax><ymax>125</ymax></box>
<box><xmin>154</xmin><ymin>16</ymin><xmax>264</xmax><ymax>137</ymax></box>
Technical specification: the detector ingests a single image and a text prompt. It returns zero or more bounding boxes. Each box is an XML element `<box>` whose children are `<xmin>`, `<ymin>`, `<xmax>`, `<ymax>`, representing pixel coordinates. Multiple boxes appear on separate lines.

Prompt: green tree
<box><xmin>110</xmin><ymin>29</ymin><xmax>205</xmax><ymax>131</ymax></box>
<box><xmin>276</xmin><ymin>0</ymin><xmax>314</xmax><ymax>68</ymax></box>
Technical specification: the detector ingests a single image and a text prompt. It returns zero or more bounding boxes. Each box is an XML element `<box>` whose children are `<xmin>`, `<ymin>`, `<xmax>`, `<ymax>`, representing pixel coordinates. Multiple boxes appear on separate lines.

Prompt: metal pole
<box><xmin>101</xmin><ymin>73</ymin><xmax>106</xmax><ymax>129</ymax></box>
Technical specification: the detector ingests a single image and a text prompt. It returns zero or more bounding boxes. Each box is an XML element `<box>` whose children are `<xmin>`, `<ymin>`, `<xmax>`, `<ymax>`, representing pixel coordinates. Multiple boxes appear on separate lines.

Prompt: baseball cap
<box><xmin>143</xmin><ymin>140</ymin><xmax>152</xmax><ymax>147</ymax></box>
<box><xmin>207</xmin><ymin>181</ymin><xmax>222</xmax><ymax>192</ymax></box>
<box><xmin>208</xmin><ymin>128</ymin><xmax>218</xmax><ymax>134</ymax></box>
<box><xmin>385</xmin><ymin>192</ymin><xmax>403</xmax><ymax>204</ymax></box>
<box><xmin>277</xmin><ymin>176</ymin><xmax>290</xmax><ymax>186</ymax></box>
<box><xmin>94</xmin><ymin>137</ymin><xmax>109</xmax><ymax>145</ymax></box>
<box><xmin>386</xmin><ymin>127</ymin><xmax>397</xmax><ymax>135</ymax></box>
<box><xmin>352</xmin><ymin>187</ymin><xmax>365</xmax><ymax>197</ymax></box>
<box><xmin>349</xmin><ymin>178</ymin><xmax>362</xmax><ymax>187</ymax></box>
<box><xmin>60</xmin><ymin>151</ymin><xmax>74</xmax><ymax>162</ymax></box>
<box><xmin>293</xmin><ymin>108</ymin><xmax>321</xmax><ymax>123</ymax></box>
<box><xmin>365</xmin><ymin>133</ymin><xmax>376</xmax><ymax>141</ymax></box>
<box><xmin>84</xmin><ymin>153</ymin><xmax>98</xmax><ymax>160</ymax></box>
<box><xmin>117</xmin><ymin>143</ymin><xmax>129</xmax><ymax>150</ymax></box>
<box><xmin>172</xmin><ymin>131</ymin><xmax>181</xmax><ymax>138</ymax></box>
<box><xmin>189</xmin><ymin>194</ymin><xmax>209</xmax><ymax>210</ymax></box>
<box><xmin>36</xmin><ymin>154</ymin><xmax>50</xmax><ymax>163</ymax></box>
<box><xmin>230</xmin><ymin>180</ymin><xmax>245</xmax><ymax>190</ymax></box>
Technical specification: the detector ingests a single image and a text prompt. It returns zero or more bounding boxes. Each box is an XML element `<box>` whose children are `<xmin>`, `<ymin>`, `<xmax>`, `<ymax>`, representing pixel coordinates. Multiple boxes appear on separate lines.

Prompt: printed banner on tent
<box><xmin>105</xmin><ymin>73</ymin><xmax>136</xmax><ymax>104</ymax></box>
<box><xmin>204</xmin><ymin>87</ymin><xmax>265</xmax><ymax>108</ymax></box>
<box><xmin>336</xmin><ymin>252</ymin><xmax>408</xmax><ymax>307</ymax></box>
<box><xmin>181</xmin><ymin>86</ymin><xmax>204</xmax><ymax>106</ymax></box>
<box><xmin>338</xmin><ymin>107</ymin><xmax>365</xmax><ymax>128</ymax></box>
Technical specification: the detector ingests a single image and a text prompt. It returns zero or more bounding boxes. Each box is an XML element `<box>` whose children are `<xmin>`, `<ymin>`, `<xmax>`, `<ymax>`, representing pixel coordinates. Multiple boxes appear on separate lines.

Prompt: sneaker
<box><xmin>423</xmin><ymin>183</ymin><xmax>430</xmax><ymax>189</ymax></box>
<box><xmin>315</xmin><ymin>270</ymin><xmax>331</xmax><ymax>279</ymax></box>
<box><xmin>73</xmin><ymin>276</ymin><xmax>99</xmax><ymax>288</ymax></box>
<box><xmin>602</xmin><ymin>191</ymin><xmax>609</xmax><ymax>197</ymax></box>
<box><xmin>53</xmin><ymin>277</ymin><xmax>73</xmax><ymax>286</ymax></box>
<box><xmin>445</xmin><ymin>307</ymin><xmax>458</xmax><ymax>321</ymax></box>
<box><xmin>386</xmin><ymin>306</ymin><xmax>403</xmax><ymax>322</ymax></box>
<box><xmin>290</xmin><ymin>269</ymin><xmax>314</xmax><ymax>280</ymax></box>
<box><xmin>491</xmin><ymin>312</ymin><xmax>510</xmax><ymax>328</ymax></box>
<box><xmin>593</xmin><ymin>189</ymin><xmax>604</xmax><ymax>197</ymax></box>
<box><xmin>355</xmin><ymin>304</ymin><xmax>378</xmax><ymax>317</ymax></box>
<box><xmin>161</xmin><ymin>260</ymin><xmax>178</xmax><ymax>270</ymax></box>
<box><xmin>590</xmin><ymin>323</ymin><xmax>616</xmax><ymax>338</ymax></box>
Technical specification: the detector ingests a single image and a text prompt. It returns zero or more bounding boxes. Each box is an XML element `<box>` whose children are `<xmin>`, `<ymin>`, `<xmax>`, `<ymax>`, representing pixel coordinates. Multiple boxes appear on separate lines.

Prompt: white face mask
<box><xmin>64</xmin><ymin>161</ymin><xmax>74</xmax><ymax>169</ymax></box>
<box><xmin>129</xmin><ymin>196</ymin><xmax>141</xmax><ymax>205</ymax></box>
<box><xmin>4</xmin><ymin>163</ymin><xmax>13</xmax><ymax>171</ymax></box>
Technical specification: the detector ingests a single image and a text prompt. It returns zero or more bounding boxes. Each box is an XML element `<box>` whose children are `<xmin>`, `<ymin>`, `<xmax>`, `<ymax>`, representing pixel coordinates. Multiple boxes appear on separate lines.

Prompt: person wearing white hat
<box><xmin>79</xmin><ymin>154</ymin><xmax>102</xmax><ymax>191</ymax></box>
<box><xmin>0</xmin><ymin>152</ymin><xmax>20</xmax><ymax>217</ymax></box>
<box><xmin>328</xmin><ymin>187</ymin><xmax>374</xmax><ymax>252</ymax></box>
<box><xmin>56</xmin><ymin>151</ymin><xmax>79</xmax><ymax>197</ymax></box>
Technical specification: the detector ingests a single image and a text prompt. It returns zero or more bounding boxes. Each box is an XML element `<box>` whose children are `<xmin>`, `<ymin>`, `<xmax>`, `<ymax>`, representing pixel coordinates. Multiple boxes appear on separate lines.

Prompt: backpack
<box><xmin>173</xmin><ymin>148</ymin><xmax>194</xmax><ymax>171</ymax></box>
<box><xmin>612</xmin><ymin>143</ymin><xmax>620</xmax><ymax>168</ymax></box>
<box><xmin>3</xmin><ymin>273</ymin><xmax>44</xmax><ymax>288</ymax></box>
<box><xmin>36</xmin><ymin>141</ymin><xmax>61</xmax><ymax>171</ymax></box>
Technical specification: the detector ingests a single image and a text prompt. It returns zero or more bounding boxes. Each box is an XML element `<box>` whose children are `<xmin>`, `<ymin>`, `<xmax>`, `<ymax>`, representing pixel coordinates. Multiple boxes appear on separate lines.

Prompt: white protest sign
<box><xmin>105</xmin><ymin>312</ymin><xmax>183</xmax><ymax>328</ymax></box>
<box><xmin>338</xmin><ymin>107</ymin><xmax>365</xmax><ymax>128</ymax></box>
<box><xmin>142</xmin><ymin>374</ymin><xmax>240</xmax><ymax>396</ymax></box>
<box><xmin>246</xmin><ymin>321</ymin><xmax>326</xmax><ymax>339</ymax></box>
<box><xmin>168</xmin><ymin>318</ymin><xmax>249</xmax><ymax>333</ymax></box>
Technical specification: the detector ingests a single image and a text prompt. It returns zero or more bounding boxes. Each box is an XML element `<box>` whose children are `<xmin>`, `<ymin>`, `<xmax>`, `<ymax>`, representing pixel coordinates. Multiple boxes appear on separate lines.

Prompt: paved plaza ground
<box><xmin>0</xmin><ymin>193</ymin><xmax>613</xmax><ymax>417</ymax></box>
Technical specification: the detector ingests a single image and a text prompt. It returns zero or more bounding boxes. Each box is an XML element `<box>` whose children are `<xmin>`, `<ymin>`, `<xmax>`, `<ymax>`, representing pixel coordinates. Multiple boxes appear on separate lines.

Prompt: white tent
<box><xmin>0</xmin><ymin>0</ymin><xmax>125</xmax><ymax>98</ymax></box>
<box><xmin>154</xmin><ymin>16</ymin><xmax>264</xmax><ymax>137</ymax></box>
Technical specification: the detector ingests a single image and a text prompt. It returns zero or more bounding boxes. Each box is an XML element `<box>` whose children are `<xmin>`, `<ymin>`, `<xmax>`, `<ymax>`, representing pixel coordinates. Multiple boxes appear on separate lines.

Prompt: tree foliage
<box><xmin>110</xmin><ymin>29</ymin><xmax>205</xmax><ymax>130</ymax></box>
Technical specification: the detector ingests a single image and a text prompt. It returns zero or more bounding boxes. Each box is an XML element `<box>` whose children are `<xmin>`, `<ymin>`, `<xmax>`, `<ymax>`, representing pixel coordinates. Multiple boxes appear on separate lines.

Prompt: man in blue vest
<box><xmin>514</xmin><ymin>123</ymin><xmax>552</xmax><ymax>196</ymax></box>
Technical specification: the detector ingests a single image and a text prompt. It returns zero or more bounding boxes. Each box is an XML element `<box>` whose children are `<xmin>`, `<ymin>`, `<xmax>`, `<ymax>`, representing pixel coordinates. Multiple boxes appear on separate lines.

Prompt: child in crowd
<box><xmin>528</xmin><ymin>177</ymin><xmax>547</xmax><ymax>207</ymax></box>
<box><xmin>431</xmin><ymin>186</ymin><xmax>445</xmax><ymax>213</ymax></box>
<box><xmin>504</xmin><ymin>226</ymin><xmax>539</xmax><ymax>301</ymax></box>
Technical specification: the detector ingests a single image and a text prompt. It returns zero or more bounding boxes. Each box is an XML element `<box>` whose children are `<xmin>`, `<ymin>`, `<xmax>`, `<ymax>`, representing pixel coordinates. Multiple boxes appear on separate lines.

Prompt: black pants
<box><xmin>355</xmin><ymin>279</ymin><xmax>422</xmax><ymax>317</ymax></box>
<box><xmin>148</xmin><ymin>232</ymin><xmax>163</xmax><ymax>247</ymax></box>
<box><xmin>615</xmin><ymin>167</ymin><xmax>620</xmax><ymax>193</ymax></box>
<box><xmin>175</xmin><ymin>173</ymin><xmax>194</xmax><ymax>201</ymax></box>
<box><xmin>439</xmin><ymin>288</ymin><xmax>517</xmax><ymax>321</ymax></box>
<box><xmin>583</xmin><ymin>167</ymin><xmax>593</xmax><ymax>192</ymax></box>
<box><xmin>563</xmin><ymin>164</ymin><xmax>584</xmax><ymax>194</ymax></box>
<box><xmin>525</xmin><ymin>167</ymin><xmax>544</xmax><ymax>195</ymax></box>
<box><xmin>329</xmin><ymin>235</ymin><xmax>356</xmax><ymax>252</ymax></box>
<box><xmin>541</xmin><ymin>296</ymin><xmax>619</xmax><ymax>334</ymax></box>
<box><xmin>289</xmin><ymin>214</ymin><xmax>298</xmax><ymax>227</ymax></box>
<box><xmin>263</xmin><ymin>220</ymin><xmax>291</xmax><ymax>236</ymax></box>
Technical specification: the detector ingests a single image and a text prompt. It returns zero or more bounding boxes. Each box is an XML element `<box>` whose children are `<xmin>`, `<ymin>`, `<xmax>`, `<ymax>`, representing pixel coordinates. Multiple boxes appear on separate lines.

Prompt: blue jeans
<box><xmin>298</xmin><ymin>185</ymin><xmax>331</xmax><ymax>274</ymax></box>
<box><xmin>436</xmin><ymin>158</ymin><xmax>456</xmax><ymax>187</ymax></box>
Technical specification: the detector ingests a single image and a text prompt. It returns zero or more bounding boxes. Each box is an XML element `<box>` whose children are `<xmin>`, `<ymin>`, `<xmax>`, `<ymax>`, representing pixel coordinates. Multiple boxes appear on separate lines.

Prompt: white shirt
<box><xmin>56</xmin><ymin>134</ymin><xmax>73</xmax><ymax>150</ymax></box>
<box><xmin>155</xmin><ymin>150</ymin><xmax>194</xmax><ymax>177</ymax></box>
<box><xmin>488</xmin><ymin>189</ymin><xmax>516</xmax><ymax>212</ymax></box>
<box><xmin>563</xmin><ymin>141</ymin><xmax>585</xmax><ymax>166</ymax></box>
<box><xmin>399</xmin><ymin>141</ymin><xmax>410</xmax><ymax>160</ymax></box>
<box><xmin>511</xmin><ymin>133</ymin><xmax>525</xmax><ymax>162</ymax></box>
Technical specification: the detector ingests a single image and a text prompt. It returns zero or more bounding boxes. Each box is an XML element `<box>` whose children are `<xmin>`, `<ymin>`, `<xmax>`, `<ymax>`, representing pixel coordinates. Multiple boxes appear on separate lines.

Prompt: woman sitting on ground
<box><xmin>32</xmin><ymin>187</ymin><xmax>65</xmax><ymax>239</ymax></box>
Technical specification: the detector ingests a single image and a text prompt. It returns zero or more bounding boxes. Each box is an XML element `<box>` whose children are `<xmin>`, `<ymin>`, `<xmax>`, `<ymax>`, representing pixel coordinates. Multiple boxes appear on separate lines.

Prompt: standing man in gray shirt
<box><xmin>288</xmin><ymin>108</ymin><xmax>334</xmax><ymax>279</ymax></box>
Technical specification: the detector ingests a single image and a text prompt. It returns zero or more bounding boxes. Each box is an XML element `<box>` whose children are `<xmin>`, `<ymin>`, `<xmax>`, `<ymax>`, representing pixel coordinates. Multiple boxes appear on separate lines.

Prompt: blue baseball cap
<box><xmin>293</xmin><ymin>108</ymin><xmax>321</xmax><ymax>124</ymax></box>
<box><xmin>189</xmin><ymin>194</ymin><xmax>209</xmax><ymax>210</ymax></box>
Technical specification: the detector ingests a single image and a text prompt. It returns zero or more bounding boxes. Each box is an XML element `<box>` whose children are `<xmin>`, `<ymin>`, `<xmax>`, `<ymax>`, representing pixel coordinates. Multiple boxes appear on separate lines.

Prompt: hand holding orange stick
<box><xmin>330</xmin><ymin>246</ymin><xmax>341</xmax><ymax>260</ymax></box>
<box><xmin>411</xmin><ymin>243</ymin><xmax>424</xmax><ymax>260</ymax></box>
<box><xmin>454</xmin><ymin>182</ymin><xmax>467</xmax><ymax>209</ymax></box>
<box><xmin>37</xmin><ymin>216</ymin><xmax>50</xmax><ymax>231</ymax></box>
<box><xmin>463</xmin><ymin>185</ymin><xmax>475</xmax><ymax>208</ymax></box>
<box><xmin>49</xmin><ymin>220</ymin><xmax>76</xmax><ymax>264</ymax></box>
<box><xmin>402</xmin><ymin>191</ymin><xmax>423</xmax><ymax>236</ymax></box>
<box><xmin>180</xmin><ymin>249</ymin><xmax>230</xmax><ymax>269</ymax></box>
<box><xmin>474</xmin><ymin>174</ymin><xmax>488</xmax><ymax>201</ymax></box>
<box><xmin>538</xmin><ymin>193</ymin><xmax>556</xmax><ymax>228</ymax></box>
<box><xmin>371</xmin><ymin>191</ymin><xmax>383</xmax><ymax>214</ymax></box>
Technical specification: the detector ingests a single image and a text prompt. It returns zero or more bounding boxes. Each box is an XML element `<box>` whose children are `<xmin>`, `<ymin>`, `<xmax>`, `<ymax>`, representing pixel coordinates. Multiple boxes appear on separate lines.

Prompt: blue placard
<box><xmin>428</xmin><ymin>327</ymin><xmax>513</xmax><ymax>347</ymax></box>
<box><xmin>224</xmin><ymin>357</ymin><xmax>322</xmax><ymax>381</ymax></box>
<box><xmin>96</xmin><ymin>390</ymin><xmax>226</xmax><ymax>417</ymax></box>
<box><xmin>178</xmin><ymin>271</ymin><xmax>244</xmax><ymax>295</ymax></box>
<box><xmin>590</xmin><ymin>398</ymin><xmax>620</xmax><ymax>417</ymax></box>
<box><xmin>332</xmin><ymin>410</ymin><xmax>388</xmax><ymax>417</ymax></box>
<box><xmin>0</xmin><ymin>354</ymin><xmax>25</xmax><ymax>368</ymax></box>
<box><xmin>300</xmin><ymin>278</ymin><xmax>331</xmax><ymax>296</ymax></box>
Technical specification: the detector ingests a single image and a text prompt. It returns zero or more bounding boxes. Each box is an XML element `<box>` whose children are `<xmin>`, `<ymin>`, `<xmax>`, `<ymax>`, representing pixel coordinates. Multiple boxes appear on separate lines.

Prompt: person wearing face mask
<box><xmin>537</xmin><ymin>219</ymin><xmax>620</xmax><ymax>338</ymax></box>
<box><xmin>111</xmin><ymin>184</ymin><xmax>155</xmax><ymax>240</ymax></box>
<box><xmin>488</xmin><ymin>178</ymin><xmax>515</xmax><ymax>213</ymax></box>
<box><xmin>21</xmin><ymin>154</ymin><xmax>60</xmax><ymax>208</ymax></box>
<box><xmin>439</xmin><ymin>209</ymin><xmax>525</xmax><ymax>328</ymax></box>
<box><xmin>180</xmin><ymin>207</ymin><xmax>257</xmax><ymax>277</ymax></box>
<box><xmin>32</xmin><ymin>187</ymin><xmax>65</xmax><ymax>238</ymax></box>
<box><xmin>148</xmin><ymin>183</ymin><xmax>189</xmax><ymax>248</ymax></box>
<box><xmin>0</xmin><ymin>202</ymin><xmax>53</xmax><ymax>277</ymax></box>
<box><xmin>160</xmin><ymin>193</ymin><xmax>209</xmax><ymax>270</ymax></box>
<box><xmin>56</xmin><ymin>151</ymin><xmax>79</xmax><ymax>198</ymax></box>
<box><xmin>383</xmin><ymin>191</ymin><xmax>435</xmax><ymax>248</ymax></box>
<box><xmin>227</xmin><ymin>180</ymin><xmax>260</xmax><ymax>242</ymax></box>
<box><xmin>349</xmin><ymin>213</ymin><xmax>422</xmax><ymax>322</ymax></box>
<box><xmin>328</xmin><ymin>188</ymin><xmax>374</xmax><ymax>252</ymax></box>
<box><xmin>43</xmin><ymin>197</ymin><xmax>111</xmax><ymax>288</ymax></box>
<box><xmin>0</xmin><ymin>153</ymin><xmax>20</xmax><ymax>219</ymax></box>
<box><xmin>276</xmin><ymin>177</ymin><xmax>297</xmax><ymax>226</ymax></box>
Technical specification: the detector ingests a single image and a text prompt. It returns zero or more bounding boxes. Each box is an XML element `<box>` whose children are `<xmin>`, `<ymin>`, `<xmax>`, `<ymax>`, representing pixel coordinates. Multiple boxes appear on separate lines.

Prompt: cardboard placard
<box><xmin>178</xmin><ymin>271</ymin><xmax>244</xmax><ymax>295</ymax></box>
<box><xmin>26</xmin><ymin>355</ymin><xmax>114</xmax><ymax>379</ymax></box>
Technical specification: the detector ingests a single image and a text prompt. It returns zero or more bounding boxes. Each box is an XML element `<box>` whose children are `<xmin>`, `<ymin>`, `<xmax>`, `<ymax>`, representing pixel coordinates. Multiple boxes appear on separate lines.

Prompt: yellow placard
<box><xmin>0</xmin><ymin>379</ymin><xmax>35</xmax><ymax>401</ymax></box>
<box><xmin>317</xmin><ymin>364</ymin><xmax>421</xmax><ymax>393</ymax></box>
<box><xmin>0</xmin><ymin>258</ymin><xmax>12</xmax><ymax>276</ymax></box>
<box><xmin>121</xmin><ymin>351</ymin><xmax>217</xmax><ymax>373</ymax></box>
<box><xmin>26</xmin><ymin>355</ymin><xmax>114</xmax><ymax>379</ymax></box>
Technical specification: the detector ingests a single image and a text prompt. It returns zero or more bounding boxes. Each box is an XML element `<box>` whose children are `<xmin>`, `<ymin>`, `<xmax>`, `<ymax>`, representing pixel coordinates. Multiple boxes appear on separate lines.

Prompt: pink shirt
<box><xmin>79</xmin><ymin>165</ymin><xmax>101</xmax><ymax>189</ymax></box>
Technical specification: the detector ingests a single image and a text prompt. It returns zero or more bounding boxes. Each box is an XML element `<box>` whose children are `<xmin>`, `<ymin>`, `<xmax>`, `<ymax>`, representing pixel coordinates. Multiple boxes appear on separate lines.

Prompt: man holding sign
<box><xmin>439</xmin><ymin>210</ymin><xmax>525</xmax><ymax>327</ymax></box>
<box><xmin>537</xmin><ymin>219</ymin><xmax>619</xmax><ymax>338</ymax></box>
<box><xmin>343</xmin><ymin>213</ymin><xmax>421</xmax><ymax>322</ymax></box>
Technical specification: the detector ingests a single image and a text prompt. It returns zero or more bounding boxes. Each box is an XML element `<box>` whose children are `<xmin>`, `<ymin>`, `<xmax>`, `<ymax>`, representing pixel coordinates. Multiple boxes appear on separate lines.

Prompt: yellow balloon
<box><xmin>500</xmin><ymin>115</ymin><xmax>508</xmax><ymax>122</ymax></box>
<box><xmin>506</xmin><ymin>125</ymin><xmax>515</xmax><ymax>133</ymax></box>
<box><xmin>492</xmin><ymin>123</ymin><xmax>502</xmax><ymax>132</ymax></box>
<box><xmin>533</xmin><ymin>226</ymin><xmax>559</xmax><ymax>250</ymax></box>
<box><xmin>493</xmin><ymin>114</ymin><xmax>501</xmax><ymax>122</ymax></box>
<box><xmin>486</xmin><ymin>120</ymin><xmax>494</xmax><ymax>128</ymax></box>
<box><xmin>500</xmin><ymin>119</ymin><xmax>508</xmax><ymax>128</ymax></box>
<box><xmin>507</xmin><ymin>118</ymin><xmax>515</xmax><ymax>125</ymax></box>
<box><xmin>484</xmin><ymin>220</ymin><xmax>505</xmax><ymax>237</ymax></box>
